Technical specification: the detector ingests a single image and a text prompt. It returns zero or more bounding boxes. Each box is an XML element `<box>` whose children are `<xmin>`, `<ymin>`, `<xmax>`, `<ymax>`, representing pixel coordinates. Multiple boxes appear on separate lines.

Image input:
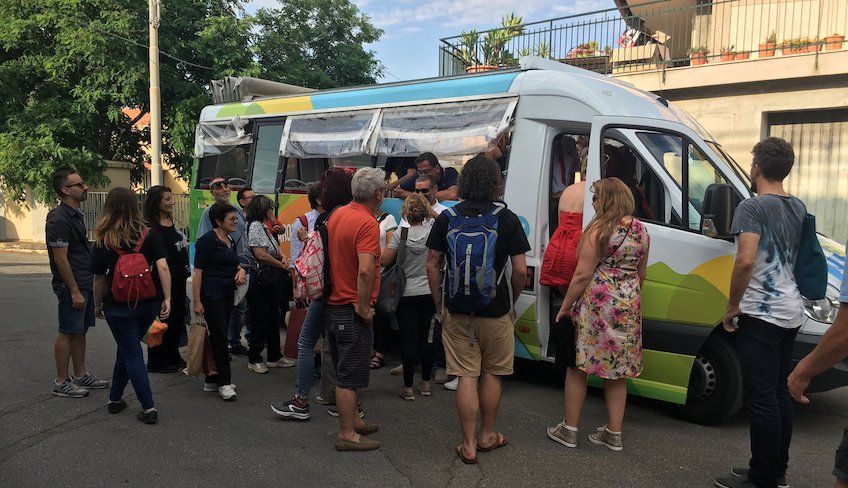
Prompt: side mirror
<box><xmin>701</xmin><ymin>183</ymin><xmax>735</xmax><ymax>239</ymax></box>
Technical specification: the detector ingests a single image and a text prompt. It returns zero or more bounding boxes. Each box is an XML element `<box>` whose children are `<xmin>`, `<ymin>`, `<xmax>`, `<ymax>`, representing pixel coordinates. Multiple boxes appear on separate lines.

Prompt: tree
<box><xmin>253</xmin><ymin>0</ymin><xmax>383</xmax><ymax>89</ymax></box>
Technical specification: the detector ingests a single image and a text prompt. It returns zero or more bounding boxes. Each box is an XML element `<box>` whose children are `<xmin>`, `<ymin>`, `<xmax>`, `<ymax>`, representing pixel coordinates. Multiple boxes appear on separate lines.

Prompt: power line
<box><xmin>88</xmin><ymin>25</ymin><xmax>215</xmax><ymax>71</ymax></box>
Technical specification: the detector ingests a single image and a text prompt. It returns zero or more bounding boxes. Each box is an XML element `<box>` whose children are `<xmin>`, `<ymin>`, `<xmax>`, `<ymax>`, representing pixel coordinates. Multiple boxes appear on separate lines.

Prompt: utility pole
<box><xmin>148</xmin><ymin>0</ymin><xmax>163</xmax><ymax>187</ymax></box>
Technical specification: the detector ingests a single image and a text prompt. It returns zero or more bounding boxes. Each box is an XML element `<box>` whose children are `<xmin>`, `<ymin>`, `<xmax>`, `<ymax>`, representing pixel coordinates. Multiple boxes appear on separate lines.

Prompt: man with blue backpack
<box><xmin>426</xmin><ymin>154</ymin><xmax>529</xmax><ymax>465</ymax></box>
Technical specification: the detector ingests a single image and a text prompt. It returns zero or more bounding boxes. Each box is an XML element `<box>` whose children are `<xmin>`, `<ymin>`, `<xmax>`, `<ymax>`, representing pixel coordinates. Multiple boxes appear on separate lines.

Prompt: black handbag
<box><xmin>251</xmin><ymin>223</ymin><xmax>293</xmax><ymax>303</ymax></box>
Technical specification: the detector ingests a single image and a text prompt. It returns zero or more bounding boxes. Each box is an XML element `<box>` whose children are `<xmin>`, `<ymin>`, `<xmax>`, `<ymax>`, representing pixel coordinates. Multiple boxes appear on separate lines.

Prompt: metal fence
<box><xmin>80</xmin><ymin>192</ymin><xmax>191</xmax><ymax>242</ymax></box>
<box><xmin>438</xmin><ymin>0</ymin><xmax>848</xmax><ymax>77</ymax></box>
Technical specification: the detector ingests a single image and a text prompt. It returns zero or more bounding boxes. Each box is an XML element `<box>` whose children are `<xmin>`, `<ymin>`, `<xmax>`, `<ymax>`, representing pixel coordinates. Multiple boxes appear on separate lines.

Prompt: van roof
<box><xmin>198</xmin><ymin>56</ymin><xmax>713</xmax><ymax>141</ymax></box>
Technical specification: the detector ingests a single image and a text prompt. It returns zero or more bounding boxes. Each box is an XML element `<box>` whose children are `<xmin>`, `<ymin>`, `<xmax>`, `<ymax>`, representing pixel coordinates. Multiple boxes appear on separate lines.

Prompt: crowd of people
<box><xmin>43</xmin><ymin>136</ymin><xmax>848</xmax><ymax>487</ymax></box>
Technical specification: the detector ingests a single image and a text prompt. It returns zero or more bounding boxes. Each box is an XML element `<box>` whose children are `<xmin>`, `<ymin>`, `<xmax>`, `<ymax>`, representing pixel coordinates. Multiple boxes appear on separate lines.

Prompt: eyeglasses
<box><xmin>413</xmin><ymin>188</ymin><xmax>432</xmax><ymax>194</ymax></box>
<box><xmin>64</xmin><ymin>182</ymin><xmax>86</xmax><ymax>189</ymax></box>
<box><xmin>417</xmin><ymin>166</ymin><xmax>438</xmax><ymax>175</ymax></box>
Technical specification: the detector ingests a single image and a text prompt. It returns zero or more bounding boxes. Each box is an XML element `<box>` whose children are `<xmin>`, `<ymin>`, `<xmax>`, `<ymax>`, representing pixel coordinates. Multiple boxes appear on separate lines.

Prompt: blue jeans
<box><xmin>295</xmin><ymin>299</ymin><xmax>325</xmax><ymax>399</ymax></box>
<box><xmin>104</xmin><ymin>301</ymin><xmax>160</xmax><ymax>410</ymax></box>
<box><xmin>736</xmin><ymin>315</ymin><xmax>799</xmax><ymax>488</ymax></box>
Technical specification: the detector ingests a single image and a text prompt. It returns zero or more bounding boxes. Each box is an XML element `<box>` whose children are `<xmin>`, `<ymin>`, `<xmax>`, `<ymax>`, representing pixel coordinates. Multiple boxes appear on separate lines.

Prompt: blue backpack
<box><xmin>444</xmin><ymin>203</ymin><xmax>506</xmax><ymax>314</ymax></box>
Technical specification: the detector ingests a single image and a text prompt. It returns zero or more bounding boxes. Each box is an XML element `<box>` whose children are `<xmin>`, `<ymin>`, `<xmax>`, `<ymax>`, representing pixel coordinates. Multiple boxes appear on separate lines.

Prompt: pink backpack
<box><xmin>294</xmin><ymin>229</ymin><xmax>326</xmax><ymax>301</ymax></box>
<box><xmin>111</xmin><ymin>228</ymin><xmax>156</xmax><ymax>307</ymax></box>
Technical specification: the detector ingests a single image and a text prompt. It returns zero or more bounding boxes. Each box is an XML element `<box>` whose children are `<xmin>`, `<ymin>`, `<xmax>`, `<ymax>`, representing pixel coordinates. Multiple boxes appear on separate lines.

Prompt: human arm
<box><xmin>426</xmin><ymin>250</ymin><xmax>445</xmax><ymax>311</ymax></box>
<box><xmin>388</xmin><ymin>167</ymin><xmax>416</xmax><ymax>190</ymax></box>
<box><xmin>196</xmin><ymin>207</ymin><xmax>211</xmax><ymax>240</ymax></box>
<box><xmin>638</xmin><ymin>235</ymin><xmax>650</xmax><ymax>285</ymax></box>
<box><xmin>355</xmin><ymin>252</ymin><xmax>377</xmax><ymax>324</ymax></box>
<box><xmin>435</xmin><ymin>186</ymin><xmax>458</xmax><ymax>202</ymax></box>
<box><xmin>722</xmin><ymin>232</ymin><xmax>759</xmax><ymax>332</ymax></box>
<box><xmin>788</xmin><ymin>303</ymin><xmax>848</xmax><ymax>404</ymax></box>
<box><xmin>508</xmin><ymin>254</ymin><xmax>528</xmax><ymax>322</ymax></box>
<box><xmin>155</xmin><ymin>258</ymin><xmax>171</xmax><ymax>319</ymax></box>
<box><xmin>380</xmin><ymin>247</ymin><xmax>398</xmax><ymax>267</ymax></box>
<box><xmin>52</xmin><ymin>247</ymin><xmax>85</xmax><ymax>309</ymax></box>
<box><xmin>93</xmin><ymin>275</ymin><xmax>107</xmax><ymax>319</ymax></box>
<box><xmin>252</xmin><ymin>246</ymin><xmax>287</xmax><ymax>269</ymax></box>
<box><xmin>556</xmin><ymin>230</ymin><xmax>601</xmax><ymax>322</ymax></box>
<box><xmin>192</xmin><ymin>268</ymin><xmax>204</xmax><ymax>316</ymax></box>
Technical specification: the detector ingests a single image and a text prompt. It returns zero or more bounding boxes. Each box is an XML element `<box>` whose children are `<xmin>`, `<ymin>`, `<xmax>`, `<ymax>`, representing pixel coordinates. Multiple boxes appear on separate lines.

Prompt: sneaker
<box><xmin>229</xmin><ymin>344</ymin><xmax>249</xmax><ymax>356</ymax></box>
<box><xmin>588</xmin><ymin>426</ymin><xmax>623</xmax><ymax>451</ymax></box>
<box><xmin>730</xmin><ymin>468</ymin><xmax>789</xmax><ymax>488</ymax></box>
<box><xmin>546</xmin><ymin>421</ymin><xmax>578</xmax><ymax>448</ymax></box>
<box><xmin>203</xmin><ymin>382</ymin><xmax>218</xmax><ymax>392</ymax></box>
<box><xmin>248</xmin><ymin>362</ymin><xmax>269</xmax><ymax>374</ymax></box>
<box><xmin>271</xmin><ymin>399</ymin><xmax>310</xmax><ymax>420</ymax></box>
<box><xmin>400</xmin><ymin>387</ymin><xmax>415</xmax><ymax>401</ymax></box>
<box><xmin>218</xmin><ymin>384</ymin><xmax>237</xmax><ymax>401</ymax></box>
<box><xmin>137</xmin><ymin>409</ymin><xmax>158</xmax><ymax>424</ymax></box>
<box><xmin>434</xmin><ymin>369</ymin><xmax>449</xmax><ymax>384</ymax></box>
<box><xmin>444</xmin><ymin>377</ymin><xmax>459</xmax><ymax>391</ymax></box>
<box><xmin>328</xmin><ymin>405</ymin><xmax>365</xmax><ymax>418</ymax></box>
<box><xmin>714</xmin><ymin>475</ymin><xmax>756</xmax><ymax>488</ymax></box>
<box><xmin>314</xmin><ymin>395</ymin><xmax>335</xmax><ymax>406</ymax></box>
<box><xmin>107</xmin><ymin>399</ymin><xmax>128</xmax><ymax>414</ymax></box>
<box><xmin>266</xmin><ymin>357</ymin><xmax>296</xmax><ymax>368</ymax></box>
<box><xmin>419</xmin><ymin>381</ymin><xmax>432</xmax><ymax>397</ymax></box>
<box><xmin>52</xmin><ymin>378</ymin><xmax>89</xmax><ymax>398</ymax></box>
<box><xmin>72</xmin><ymin>373</ymin><xmax>110</xmax><ymax>389</ymax></box>
<box><xmin>389</xmin><ymin>364</ymin><xmax>404</xmax><ymax>375</ymax></box>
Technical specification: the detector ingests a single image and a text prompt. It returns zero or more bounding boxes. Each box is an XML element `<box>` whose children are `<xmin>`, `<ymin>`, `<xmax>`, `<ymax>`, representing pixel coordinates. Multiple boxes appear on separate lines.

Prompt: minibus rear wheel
<box><xmin>673</xmin><ymin>334</ymin><xmax>743</xmax><ymax>425</ymax></box>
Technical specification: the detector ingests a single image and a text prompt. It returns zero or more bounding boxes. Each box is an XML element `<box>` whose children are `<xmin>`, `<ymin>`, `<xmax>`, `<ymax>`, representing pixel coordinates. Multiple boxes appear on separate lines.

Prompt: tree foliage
<box><xmin>0</xmin><ymin>0</ymin><xmax>382</xmax><ymax>204</ymax></box>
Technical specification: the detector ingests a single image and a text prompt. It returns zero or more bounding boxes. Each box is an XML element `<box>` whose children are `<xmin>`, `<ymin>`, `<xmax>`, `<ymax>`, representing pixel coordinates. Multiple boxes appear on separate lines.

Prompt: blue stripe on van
<box><xmin>310</xmin><ymin>73</ymin><xmax>519</xmax><ymax>110</ymax></box>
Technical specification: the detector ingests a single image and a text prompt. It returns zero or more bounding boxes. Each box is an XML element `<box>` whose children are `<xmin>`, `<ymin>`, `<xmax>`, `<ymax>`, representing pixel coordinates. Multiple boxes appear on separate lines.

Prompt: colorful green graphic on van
<box><xmin>642</xmin><ymin>256</ymin><xmax>733</xmax><ymax>328</ymax></box>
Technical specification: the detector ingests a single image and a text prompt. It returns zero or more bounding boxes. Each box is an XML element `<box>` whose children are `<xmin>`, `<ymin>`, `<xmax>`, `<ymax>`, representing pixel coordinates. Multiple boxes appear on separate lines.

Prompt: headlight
<box><xmin>804</xmin><ymin>290</ymin><xmax>839</xmax><ymax>324</ymax></box>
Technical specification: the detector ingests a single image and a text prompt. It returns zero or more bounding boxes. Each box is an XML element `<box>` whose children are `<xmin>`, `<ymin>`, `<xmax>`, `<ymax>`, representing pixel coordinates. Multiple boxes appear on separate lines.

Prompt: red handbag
<box><xmin>284</xmin><ymin>306</ymin><xmax>308</xmax><ymax>359</ymax></box>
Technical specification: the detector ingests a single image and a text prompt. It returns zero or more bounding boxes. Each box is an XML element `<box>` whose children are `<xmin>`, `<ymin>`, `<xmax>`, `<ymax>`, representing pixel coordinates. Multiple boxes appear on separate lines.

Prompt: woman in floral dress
<box><xmin>546</xmin><ymin>177</ymin><xmax>650</xmax><ymax>452</ymax></box>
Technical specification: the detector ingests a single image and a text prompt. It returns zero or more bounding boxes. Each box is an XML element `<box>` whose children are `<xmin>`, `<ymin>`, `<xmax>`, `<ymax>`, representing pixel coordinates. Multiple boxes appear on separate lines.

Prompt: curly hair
<box><xmin>320</xmin><ymin>168</ymin><xmax>353</xmax><ymax>211</ymax></box>
<box><xmin>752</xmin><ymin>137</ymin><xmax>794</xmax><ymax>181</ymax></box>
<box><xmin>458</xmin><ymin>154</ymin><xmax>501</xmax><ymax>201</ymax></box>
<box><xmin>402</xmin><ymin>193</ymin><xmax>435</xmax><ymax>225</ymax></box>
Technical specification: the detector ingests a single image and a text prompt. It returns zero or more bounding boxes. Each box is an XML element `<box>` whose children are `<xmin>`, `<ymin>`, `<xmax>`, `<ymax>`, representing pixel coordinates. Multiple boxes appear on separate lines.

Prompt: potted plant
<box><xmin>811</xmin><ymin>37</ymin><xmax>824</xmax><ymax>52</ymax></box>
<box><xmin>759</xmin><ymin>31</ymin><xmax>777</xmax><ymax>57</ymax></box>
<box><xmin>459</xmin><ymin>30</ymin><xmax>481</xmax><ymax>72</ymax></box>
<box><xmin>473</xmin><ymin>12</ymin><xmax>524</xmax><ymax>72</ymax></box>
<box><xmin>735</xmin><ymin>50</ymin><xmax>750</xmax><ymax>60</ymax></box>
<box><xmin>720</xmin><ymin>45</ymin><xmax>736</xmax><ymax>62</ymax></box>
<box><xmin>689</xmin><ymin>46</ymin><xmax>709</xmax><ymax>65</ymax></box>
<box><xmin>825</xmin><ymin>33</ymin><xmax>845</xmax><ymax>51</ymax></box>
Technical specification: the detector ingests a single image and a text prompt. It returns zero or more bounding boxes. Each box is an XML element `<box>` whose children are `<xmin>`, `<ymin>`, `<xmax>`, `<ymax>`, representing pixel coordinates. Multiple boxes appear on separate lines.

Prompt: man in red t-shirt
<box><xmin>325</xmin><ymin>167</ymin><xmax>384</xmax><ymax>451</ymax></box>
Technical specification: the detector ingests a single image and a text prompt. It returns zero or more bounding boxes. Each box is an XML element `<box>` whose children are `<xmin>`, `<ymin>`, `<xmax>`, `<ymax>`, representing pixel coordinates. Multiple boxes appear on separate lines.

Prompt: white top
<box><xmin>290</xmin><ymin>208</ymin><xmax>319</xmax><ymax>268</ymax></box>
<box><xmin>399</xmin><ymin>201</ymin><xmax>448</xmax><ymax>228</ymax></box>
<box><xmin>378</xmin><ymin>213</ymin><xmax>398</xmax><ymax>251</ymax></box>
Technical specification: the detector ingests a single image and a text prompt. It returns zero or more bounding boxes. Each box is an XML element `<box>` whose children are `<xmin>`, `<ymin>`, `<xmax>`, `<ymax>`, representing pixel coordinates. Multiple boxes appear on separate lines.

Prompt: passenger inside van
<box><xmin>551</xmin><ymin>136</ymin><xmax>579</xmax><ymax>199</ymax></box>
<box><xmin>605</xmin><ymin>144</ymin><xmax>655</xmax><ymax>221</ymax></box>
<box><xmin>395</xmin><ymin>152</ymin><xmax>459</xmax><ymax>201</ymax></box>
<box><xmin>384</xmin><ymin>157</ymin><xmax>417</xmax><ymax>194</ymax></box>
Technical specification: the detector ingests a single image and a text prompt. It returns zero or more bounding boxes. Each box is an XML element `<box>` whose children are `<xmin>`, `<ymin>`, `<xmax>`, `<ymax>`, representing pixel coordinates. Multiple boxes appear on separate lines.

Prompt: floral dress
<box><xmin>572</xmin><ymin>218</ymin><xmax>649</xmax><ymax>379</ymax></box>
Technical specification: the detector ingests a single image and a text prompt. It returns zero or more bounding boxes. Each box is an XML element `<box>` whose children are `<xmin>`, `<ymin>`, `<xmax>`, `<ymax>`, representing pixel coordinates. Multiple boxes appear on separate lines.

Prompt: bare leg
<box><xmin>70</xmin><ymin>333</ymin><xmax>87</xmax><ymax>377</ymax></box>
<box><xmin>336</xmin><ymin>387</ymin><xmax>361</xmax><ymax>442</ymax></box>
<box><xmin>455</xmin><ymin>376</ymin><xmax>479</xmax><ymax>458</ymax></box>
<box><xmin>564</xmin><ymin>367</ymin><xmax>588</xmax><ymax>428</ymax></box>
<box><xmin>54</xmin><ymin>334</ymin><xmax>72</xmax><ymax>381</ymax></box>
<box><xmin>603</xmin><ymin>378</ymin><xmax>628</xmax><ymax>432</ymax></box>
<box><xmin>478</xmin><ymin>373</ymin><xmax>503</xmax><ymax>446</ymax></box>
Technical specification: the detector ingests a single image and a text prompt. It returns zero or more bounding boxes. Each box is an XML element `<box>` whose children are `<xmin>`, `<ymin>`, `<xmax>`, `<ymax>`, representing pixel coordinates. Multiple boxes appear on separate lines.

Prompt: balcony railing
<box><xmin>438</xmin><ymin>0</ymin><xmax>848</xmax><ymax>77</ymax></box>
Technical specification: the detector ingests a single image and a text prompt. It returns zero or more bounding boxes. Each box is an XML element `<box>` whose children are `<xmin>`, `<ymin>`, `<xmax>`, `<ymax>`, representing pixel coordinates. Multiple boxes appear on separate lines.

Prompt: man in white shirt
<box><xmin>400</xmin><ymin>175</ymin><xmax>447</xmax><ymax>228</ymax></box>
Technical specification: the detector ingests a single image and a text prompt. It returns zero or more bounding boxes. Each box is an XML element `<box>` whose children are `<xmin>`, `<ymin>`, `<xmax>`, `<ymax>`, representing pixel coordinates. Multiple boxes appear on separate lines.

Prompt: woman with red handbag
<box><xmin>90</xmin><ymin>188</ymin><xmax>171</xmax><ymax>424</ymax></box>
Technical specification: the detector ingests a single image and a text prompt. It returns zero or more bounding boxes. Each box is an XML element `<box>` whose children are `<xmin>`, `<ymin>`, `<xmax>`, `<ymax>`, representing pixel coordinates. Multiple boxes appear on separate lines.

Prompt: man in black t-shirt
<box><xmin>426</xmin><ymin>154</ymin><xmax>529</xmax><ymax>464</ymax></box>
<box><xmin>45</xmin><ymin>168</ymin><xmax>109</xmax><ymax>398</ymax></box>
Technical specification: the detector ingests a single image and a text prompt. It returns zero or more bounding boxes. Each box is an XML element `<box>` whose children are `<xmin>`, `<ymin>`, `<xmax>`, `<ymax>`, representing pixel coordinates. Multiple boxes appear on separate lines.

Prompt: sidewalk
<box><xmin>0</xmin><ymin>240</ymin><xmax>47</xmax><ymax>254</ymax></box>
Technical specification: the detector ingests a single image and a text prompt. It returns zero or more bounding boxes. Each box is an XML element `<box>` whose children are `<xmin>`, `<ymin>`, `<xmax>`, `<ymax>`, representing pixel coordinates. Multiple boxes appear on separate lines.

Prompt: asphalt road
<box><xmin>1</xmin><ymin>251</ymin><xmax>846</xmax><ymax>488</ymax></box>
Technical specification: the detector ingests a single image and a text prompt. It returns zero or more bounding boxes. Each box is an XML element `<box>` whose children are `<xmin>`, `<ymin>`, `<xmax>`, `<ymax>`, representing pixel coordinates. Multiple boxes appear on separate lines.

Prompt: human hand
<box><xmin>355</xmin><ymin>304</ymin><xmax>375</xmax><ymax>324</ymax></box>
<box><xmin>787</xmin><ymin>370</ymin><xmax>811</xmax><ymax>405</ymax></box>
<box><xmin>235</xmin><ymin>268</ymin><xmax>247</xmax><ymax>286</ymax></box>
<box><xmin>722</xmin><ymin>306</ymin><xmax>741</xmax><ymax>332</ymax></box>
<box><xmin>193</xmin><ymin>302</ymin><xmax>205</xmax><ymax>316</ymax></box>
<box><xmin>555</xmin><ymin>303</ymin><xmax>572</xmax><ymax>323</ymax></box>
<box><xmin>71</xmin><ymin>290</ymin><xmax>86</xmax><ymax>310</ymax></box>
<box><xmin>272</xmin><ymin>224</ymin><xmax>284</xmax><ymax>235</ymax></box>
<box><xmin>95</xmin><ymin>305</ymin><xmax>105</xmax><ymax>320</ymax></box>
<box><xmin>297</xmin><ymin>227</ymin><xmax>308</xmax><ymax>242</ymax></box>
<box><xmin>509</xmin><ymin>308</ymin><xmax>517</xmax><ymax>323</ymax></box>
<box><xmin>160</xmin><ymin>299</ymin><xmax>171</xmax><ymax>320</ymax></box>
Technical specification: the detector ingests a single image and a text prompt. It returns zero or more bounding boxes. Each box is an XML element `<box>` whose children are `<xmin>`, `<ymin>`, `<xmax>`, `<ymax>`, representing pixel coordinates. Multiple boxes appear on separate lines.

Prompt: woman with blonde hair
<box><xmin>546</xmin><ymin>177</ymin><xmax>650</xmax><ymax>451</ymax></box>
<box><xmin>381</xmin><ymin>193</ymin><xmax>437</xmax><ymax>401</ymax></box>
<box><xmin>90</xmin><ymin>187</ymin><xmax>171</xmax><ymax>424</ymax></box>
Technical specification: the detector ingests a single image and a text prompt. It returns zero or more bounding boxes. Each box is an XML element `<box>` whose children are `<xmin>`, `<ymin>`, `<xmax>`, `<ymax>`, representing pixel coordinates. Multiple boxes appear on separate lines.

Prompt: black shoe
<box><xmin>327</xmin><ymin>404</ymin><xmax>365</xmax><ymax>418</ymax></box>
<box><xmin>229</xmin><ymin>344</ymin><xmax>249</xmax><ymax>356</ymax></box>
<box><xmin>107</xmin><ymin>400</ymin><xmax>127</xmax><ymax>414</ymax></box>
<box><xmin>137</xmin><ymin>410</ymin><xmax>158</xmax><ymax>424</ymax></box>
<box><xmin>730</xmin><ymin>468</ymin><xmax>789</xmax><ymax>488</ymax></box>
<box><xmin>147</xmin><ymin>365</ymin><xmax>179</xmax><ymax>373</ymax></box>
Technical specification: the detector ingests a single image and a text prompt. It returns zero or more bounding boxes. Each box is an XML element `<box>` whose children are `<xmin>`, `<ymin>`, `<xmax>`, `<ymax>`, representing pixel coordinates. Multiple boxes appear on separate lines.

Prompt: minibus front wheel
<box><xmin>674</xmin><ymin>333</ymin><xmax>743</xmax><ymax>425</ymax></box>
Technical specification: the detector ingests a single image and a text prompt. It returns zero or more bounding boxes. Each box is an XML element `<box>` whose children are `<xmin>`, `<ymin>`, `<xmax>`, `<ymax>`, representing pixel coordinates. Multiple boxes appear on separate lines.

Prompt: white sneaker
<box><xmin>218</xmin><ymin>384</ymin><xmax>237</xmax><ymax>401</ymax></box>
<box><xmin>248</xmin><ymin>362</ymin><xmax>269</xmax><ymax>374</ymax></box>
<box><xmin>266</xmin><ymin>357</ymin><xmax>296</xmax><ymax>368</ymax></box>
<box><xmin>203</xmin><ymin>382</ymin><xmax>218</xmax><ymax>392</ymax></box>
<box><xmin>444</xmin><ymin>377</ymin><xmax>459</xmax><ymax>391</ymax></box>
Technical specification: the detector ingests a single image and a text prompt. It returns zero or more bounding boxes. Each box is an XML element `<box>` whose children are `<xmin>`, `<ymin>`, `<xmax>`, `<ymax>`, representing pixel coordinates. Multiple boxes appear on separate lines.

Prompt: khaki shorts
<box><xmin>442</xmin><ymin>311</ymin><xmax>515</xmax><ymax>377</ymax></box>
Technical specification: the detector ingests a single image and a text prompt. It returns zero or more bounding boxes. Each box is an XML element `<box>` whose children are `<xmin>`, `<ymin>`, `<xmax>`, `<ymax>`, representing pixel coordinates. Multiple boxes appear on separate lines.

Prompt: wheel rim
<box><xmin>688</xmin><ymin>354</ymin><xmax>717</xmax><ymax>402</ymax></box>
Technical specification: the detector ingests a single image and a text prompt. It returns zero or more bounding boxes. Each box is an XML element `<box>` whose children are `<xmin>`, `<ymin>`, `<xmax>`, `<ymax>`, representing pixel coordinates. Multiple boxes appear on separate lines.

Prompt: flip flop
<box><xmin>456</xmin><ymin>445</ymin><xmax>477</xmax><ymax>464</ymax></box>
<box><xmin>477</xmin><ymin>432</ymin><xmax>508</xmax><ymax>452</ymax></box>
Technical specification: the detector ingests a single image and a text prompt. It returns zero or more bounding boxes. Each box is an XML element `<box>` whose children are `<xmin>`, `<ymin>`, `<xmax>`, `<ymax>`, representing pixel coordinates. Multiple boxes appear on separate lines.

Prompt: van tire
<box><xmin>672</xmin><ymin>334</ymin><xmax>743</xmax><ymax>425</ymax></box>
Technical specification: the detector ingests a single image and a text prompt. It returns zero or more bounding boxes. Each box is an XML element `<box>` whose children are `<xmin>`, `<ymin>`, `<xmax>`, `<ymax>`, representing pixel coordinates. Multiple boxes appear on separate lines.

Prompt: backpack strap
<box><xmin>298</xmin><ymin>214</ymin><xmax>308</xmax><ymax>229</ymax></box>
<box><xmin>396</xmin><ymin>227</ymin><xmax>409</xmax><ymax>267</ymax></box>
<box><xmin>491</xmin><ymin>202</ymin><xmax>506</xmax><ymax>216</ymax></box>
<box><xmin>113</xmin><ymin>227</ymin><xmax>149</xmax><ymax>256</ymax></box>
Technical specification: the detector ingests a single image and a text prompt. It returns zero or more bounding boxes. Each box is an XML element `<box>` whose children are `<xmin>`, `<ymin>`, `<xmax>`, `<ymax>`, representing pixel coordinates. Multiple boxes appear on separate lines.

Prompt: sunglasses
<box><xmin>413</xmin><ymin>188</ymin><xmax>432</xmax><ymax>194</ymax></box>
<box><xmin>210</xmin><ymin>181</ymin><xmax>229</xmax><ymax>189</ymax></box>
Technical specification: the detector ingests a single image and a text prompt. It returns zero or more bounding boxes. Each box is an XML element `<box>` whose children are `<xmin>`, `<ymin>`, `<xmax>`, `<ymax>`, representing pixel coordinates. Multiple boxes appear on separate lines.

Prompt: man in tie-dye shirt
<box><xmin>715</xmin><ymin>138</ymin><xmax>806</xmax><ymax>488</ymax></box>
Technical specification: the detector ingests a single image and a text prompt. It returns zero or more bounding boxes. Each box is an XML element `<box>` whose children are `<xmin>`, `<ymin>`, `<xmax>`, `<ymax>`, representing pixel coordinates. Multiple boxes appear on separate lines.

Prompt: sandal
<box><xmin>477</xmin><ymin>432</ymin><xmax>508</xmax><ymax>452</ymax></box>
<box><xmin>456</xmin><ymin>444</ymin><xmax>477</xmax><ymax>464</ymax></box>
<box><xmin>370</xmin><ymin>352</ymin><xmax>385</xmax><ymax>369</ymax></box>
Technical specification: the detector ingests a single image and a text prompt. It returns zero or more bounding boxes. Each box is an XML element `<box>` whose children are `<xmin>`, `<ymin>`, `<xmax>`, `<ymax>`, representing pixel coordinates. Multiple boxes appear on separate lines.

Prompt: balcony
<box><xmin>438</xmin><ymin>0</ymin><xmax>848</xmax><ymax>78</ymax></box>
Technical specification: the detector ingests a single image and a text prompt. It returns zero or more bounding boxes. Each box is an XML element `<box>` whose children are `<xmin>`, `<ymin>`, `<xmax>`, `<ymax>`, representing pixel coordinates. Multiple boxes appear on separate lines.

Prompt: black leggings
<box><xmin>204</xmin><ymin>300</ymin><xmax>233</xmax><ymax>386</ymax></box>
<box><xmin>147</xmin><ymin>276</ymin><xmax>186</xmax><ymax>369</ymax></box>
<box><xmin>396</xmin><ymin>295</ymin><xmax>435</xmax><ymax>387</ymax></box>
<box><xmin>247</xmin><ymin>282</ymin><xmax>284</xmax><ymax>364</ymax></box>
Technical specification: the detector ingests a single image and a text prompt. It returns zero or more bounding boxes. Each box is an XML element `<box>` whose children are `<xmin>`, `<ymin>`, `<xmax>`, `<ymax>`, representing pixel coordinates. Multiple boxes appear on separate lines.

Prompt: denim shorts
<box><xmin>54</xmin><ymin>285</ymin><xmax>95</xmax><ymax>334</ymax></box>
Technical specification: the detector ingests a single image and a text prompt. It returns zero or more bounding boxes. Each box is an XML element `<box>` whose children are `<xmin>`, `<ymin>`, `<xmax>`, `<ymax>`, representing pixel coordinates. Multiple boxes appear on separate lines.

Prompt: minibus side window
<box><xmin>196</xmin><ymin>145</ymin><xmax>249</xmax><ymax>190</ymax></box>
<box><xmin>250</xmin><ymin>123</ymin><xmax>285</xmax><ymax>193</ymax></box>
<box><xmin>282</xmin><ymin>158</ymin><xmax>328</xmax><ymax>194</ymax></box>
<box><xmin>601</xmin><ymin>137</ymin><xmax>664</xmax><ymax>223</ymax></box>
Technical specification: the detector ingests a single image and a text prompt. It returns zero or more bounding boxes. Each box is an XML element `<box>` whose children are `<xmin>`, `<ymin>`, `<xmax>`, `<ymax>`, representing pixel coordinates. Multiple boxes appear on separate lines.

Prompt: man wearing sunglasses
<box><xmin>399</xmin><ymin>175</ymin><xmax>447</xmax><ymax>228</ymax></box>
<box><xmin>196</xmin><ymin>177</ymin><xmax>244</xmax><ymax>242</ymax></box>
<box><xmin>395</xmin><ymin>153</ymin><xmax>458</xmax><ymax>202</ymax></box>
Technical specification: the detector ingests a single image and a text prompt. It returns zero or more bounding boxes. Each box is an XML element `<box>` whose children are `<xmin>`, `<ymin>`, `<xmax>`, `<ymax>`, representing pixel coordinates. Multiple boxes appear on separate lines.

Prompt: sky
<box><xmin>243</xmin><ymin>0</ymin><xmax>616</xmax><ymax>83</ymax></box>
